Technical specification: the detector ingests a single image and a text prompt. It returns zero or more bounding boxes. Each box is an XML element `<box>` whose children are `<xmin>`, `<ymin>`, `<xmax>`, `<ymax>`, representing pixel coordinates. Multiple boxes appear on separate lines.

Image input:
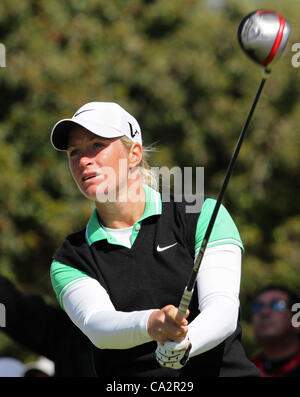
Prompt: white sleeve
<box><xmin>188</xmin><ymin>244</ymin><xmax>241</xmax><ymax>357</ymax></box>
<box><xmin>62</xmin><ymin>279</ymin><xmax>155</xmax><ymax>349</ymax></box>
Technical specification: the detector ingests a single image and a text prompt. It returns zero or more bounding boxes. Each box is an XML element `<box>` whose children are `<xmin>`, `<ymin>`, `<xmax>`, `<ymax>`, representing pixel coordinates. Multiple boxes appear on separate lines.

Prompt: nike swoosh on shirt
<box><xmin>157</xmin><ymin>242</ymin><xmax>178</xmax><ymax>252</ymax></box>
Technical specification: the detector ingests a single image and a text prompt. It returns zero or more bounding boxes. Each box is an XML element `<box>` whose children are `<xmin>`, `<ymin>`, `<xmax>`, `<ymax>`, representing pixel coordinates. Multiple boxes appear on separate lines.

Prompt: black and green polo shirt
<box><xmin>49</xmin><ymin>185</ymin><xmax>261</xmax><ymax>377</ymax></box>
<box><xmin>51</xmin><ymin>185</ymin><xmax>243</xmax><ymax>309</ymax></box>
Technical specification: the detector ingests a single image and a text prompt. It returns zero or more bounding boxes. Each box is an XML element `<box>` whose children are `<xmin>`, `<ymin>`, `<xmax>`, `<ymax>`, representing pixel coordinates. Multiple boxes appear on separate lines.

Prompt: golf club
<box><xmin>178</xmin><ymin>10</ymin><xmax>290</xmax><ymax>317</ymax></box>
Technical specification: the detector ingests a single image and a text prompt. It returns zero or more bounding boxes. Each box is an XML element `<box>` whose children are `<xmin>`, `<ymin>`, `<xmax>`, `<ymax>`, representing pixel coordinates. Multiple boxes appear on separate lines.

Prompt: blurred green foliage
<box><xmin>0</xmin><ymin>0</ymin><xmax>299</xmax><ymax>363</ymax></box>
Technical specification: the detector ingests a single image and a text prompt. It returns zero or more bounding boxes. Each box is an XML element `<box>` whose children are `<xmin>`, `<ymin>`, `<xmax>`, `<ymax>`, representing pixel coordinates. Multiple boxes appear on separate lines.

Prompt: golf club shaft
<box><xmin>178</xmin><ymin>67</ymin><xmax>271</xmax><ymax>317</ymax></box>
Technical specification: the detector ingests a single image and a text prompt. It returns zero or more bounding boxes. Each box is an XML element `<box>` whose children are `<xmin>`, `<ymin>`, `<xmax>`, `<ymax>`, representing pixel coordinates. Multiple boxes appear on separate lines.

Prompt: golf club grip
<box><xmin>178</xmin><ymin>287</ymin><xmax>194</xmax><ymax>316</ymax></box>
<box><xmin>178</xmin><ymin>69</ymin><xmax>269</xmax><ymax>317</ymax></box>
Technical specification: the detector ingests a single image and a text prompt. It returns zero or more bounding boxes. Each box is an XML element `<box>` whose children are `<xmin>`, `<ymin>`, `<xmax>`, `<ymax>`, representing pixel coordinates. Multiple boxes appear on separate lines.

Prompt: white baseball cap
<box><xmin>51</xmin><ymin>102</ymin><xmax>142</xmax><ymax>151</ymax></box>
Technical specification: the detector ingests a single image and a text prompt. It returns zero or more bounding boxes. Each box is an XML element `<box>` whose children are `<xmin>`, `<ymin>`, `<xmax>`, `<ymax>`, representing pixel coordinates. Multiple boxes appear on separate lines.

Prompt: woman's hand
<box><xmin>147</xmin><ymin>304</ymin><xmax>189</xmax><ymax>343</ymax></box>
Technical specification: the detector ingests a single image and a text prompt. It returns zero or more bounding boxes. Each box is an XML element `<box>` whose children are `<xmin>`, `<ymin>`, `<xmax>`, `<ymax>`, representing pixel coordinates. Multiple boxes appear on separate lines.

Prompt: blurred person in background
<box><xmin>0</xmin><ymin>357</ymin><xmax>25</xmax><ymax>377</ymax></box>
<box><xmin>251</xmin><ymin>285</ymin><xmax>300</xmax><ymax>377</ymax></box>
<box><xmin>23</xmin><ymin>356</ymin><xmax>55</xmax><ymax>377</ymax></box>
<box><xmin>0</xmin><ymin>275</ymin><xmax>96</xmax><ymax>376</ymax></box>
<box><xmin>0</xmin><ymin>355</ymin><xmax>54</xmax><ymax>377</ymax></box>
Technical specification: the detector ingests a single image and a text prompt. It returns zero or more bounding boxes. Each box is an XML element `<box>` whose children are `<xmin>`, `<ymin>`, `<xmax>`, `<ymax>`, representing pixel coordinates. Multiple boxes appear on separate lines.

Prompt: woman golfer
<box><xmin>50</xmin><ymin>102</ymin><xmax>259</xmax><ymax>377</ymax></box>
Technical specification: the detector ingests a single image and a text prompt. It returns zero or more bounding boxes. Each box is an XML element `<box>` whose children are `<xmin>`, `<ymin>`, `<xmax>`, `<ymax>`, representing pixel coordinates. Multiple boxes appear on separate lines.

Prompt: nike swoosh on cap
<box><xmin>74</xmin><ymin>109</ymin><xmax>95</xmax><ymax>117</ymax></box>
<box><xmin>157</xmin><ymin>242</ymin><xmax>178</xmax><ymax>252</ymax></box>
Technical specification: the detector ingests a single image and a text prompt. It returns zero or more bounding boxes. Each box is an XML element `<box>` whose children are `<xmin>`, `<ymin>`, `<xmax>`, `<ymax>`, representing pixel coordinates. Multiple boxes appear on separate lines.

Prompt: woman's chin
<box><xmin>79</xmin><ymin>186</ymin><xmax>99</xmax><ymax>201</ymax></box>
<box><xmin>81</xmin><ymin>186</ymin><xmax>117</xmax><ymax>203</ymax></box>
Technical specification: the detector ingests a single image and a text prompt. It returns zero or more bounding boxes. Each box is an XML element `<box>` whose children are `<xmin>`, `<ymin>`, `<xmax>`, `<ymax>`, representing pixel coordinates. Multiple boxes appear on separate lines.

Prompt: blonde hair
<box><xmin>120</xmin><ymin>136</ymin><xmax>158</xmax><ymax>191</ymax></box>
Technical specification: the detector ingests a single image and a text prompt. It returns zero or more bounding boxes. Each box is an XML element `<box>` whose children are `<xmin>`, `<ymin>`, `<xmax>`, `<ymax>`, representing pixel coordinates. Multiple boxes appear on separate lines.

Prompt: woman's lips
<box><xmin>82</xmin><ymin>173</ymin><xmax>103</xmax><ymax>183</ymax></box>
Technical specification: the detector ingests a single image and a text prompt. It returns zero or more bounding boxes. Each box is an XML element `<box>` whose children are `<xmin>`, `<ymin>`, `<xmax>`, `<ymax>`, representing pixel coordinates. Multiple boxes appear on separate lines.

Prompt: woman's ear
<box><xmin>128</xmin><ymin>143</ymin><xmax>143</xmax><ymax>169</ymax></box>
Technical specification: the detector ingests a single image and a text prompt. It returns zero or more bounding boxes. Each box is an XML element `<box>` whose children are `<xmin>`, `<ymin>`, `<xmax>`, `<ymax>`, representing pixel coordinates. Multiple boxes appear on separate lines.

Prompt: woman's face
<box><xmin>67</xmin><ymin>126</ymin><xmax>130</xmax><ymax>201</ymax></box>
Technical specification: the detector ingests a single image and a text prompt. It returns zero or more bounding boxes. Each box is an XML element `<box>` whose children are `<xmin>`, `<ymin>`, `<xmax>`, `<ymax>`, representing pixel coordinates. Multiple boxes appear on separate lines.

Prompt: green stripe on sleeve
<box><xmin>195</xmin><ymin>198</ymin><xmax>244</xmax><ymax>254</ymax></box>
<box><xmin>50</xmin><ymin>259</ymin><xmax>91</xmax><ymax>309</ymax></box>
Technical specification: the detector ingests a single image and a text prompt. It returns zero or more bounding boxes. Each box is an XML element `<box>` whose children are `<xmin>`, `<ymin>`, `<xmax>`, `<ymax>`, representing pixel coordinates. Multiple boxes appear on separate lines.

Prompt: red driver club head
<box><xmin>238</xmin><ymin>10</ymin><xmax>290</xmax><ymax>68</ymax></box>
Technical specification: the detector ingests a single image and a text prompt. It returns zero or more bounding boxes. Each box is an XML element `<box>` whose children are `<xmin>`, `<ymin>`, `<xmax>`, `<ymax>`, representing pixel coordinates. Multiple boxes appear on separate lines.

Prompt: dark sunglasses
<box><xmin>251</xmin><ymin>299</ymin><xmax>289</xmax><ymax>314</ymax></box>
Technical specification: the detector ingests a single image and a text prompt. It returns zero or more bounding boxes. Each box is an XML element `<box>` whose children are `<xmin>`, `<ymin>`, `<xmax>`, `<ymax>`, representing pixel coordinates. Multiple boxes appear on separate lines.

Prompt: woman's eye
<box><xmin>93</xmin><ymin>142</ymin><xmax>104</xmax><ymax>149</ymax></box>
<box><xmin>69</xmin><ymin>149</ymin><xmax>80</xmax><ymax>157</ymax></box>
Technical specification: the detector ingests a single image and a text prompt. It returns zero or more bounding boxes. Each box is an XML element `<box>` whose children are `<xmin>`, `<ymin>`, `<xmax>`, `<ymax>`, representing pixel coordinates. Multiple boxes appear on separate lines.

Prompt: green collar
<box><xmin>85</xmin><ymin>185</ymin><xmax>162</xmax><ymax>246</ymax></box>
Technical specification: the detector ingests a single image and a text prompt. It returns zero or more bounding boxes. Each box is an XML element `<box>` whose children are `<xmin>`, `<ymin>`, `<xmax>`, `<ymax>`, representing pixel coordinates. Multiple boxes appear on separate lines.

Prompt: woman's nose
<box><xmin>79</xmin><ymin>155</ymin><xmax>93</xmax><ymax>167</ymax></box>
